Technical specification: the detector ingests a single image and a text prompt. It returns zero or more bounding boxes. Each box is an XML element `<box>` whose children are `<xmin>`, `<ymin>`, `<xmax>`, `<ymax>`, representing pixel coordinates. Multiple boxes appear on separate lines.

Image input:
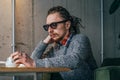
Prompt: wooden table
<box><xmin>0</xmin><ymin>67</ymin><xmax>71</xmax><ymax>80</ymax></box>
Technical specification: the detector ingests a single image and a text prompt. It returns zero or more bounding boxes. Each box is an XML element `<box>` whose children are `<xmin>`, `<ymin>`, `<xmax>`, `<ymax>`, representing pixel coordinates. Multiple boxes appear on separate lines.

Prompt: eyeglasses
<box><xmin>43</xmin><ymin>20</ymin><xmax>68</xmax><ymax>31</ymax></box>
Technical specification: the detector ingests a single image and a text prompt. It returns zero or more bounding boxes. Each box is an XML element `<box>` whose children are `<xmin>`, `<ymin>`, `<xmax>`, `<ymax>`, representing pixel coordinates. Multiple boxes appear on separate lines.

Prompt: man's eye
<box><xmin>51</xmin><ymin>23</ymin><xmax>57</xmax><ymax>28</ymax></box>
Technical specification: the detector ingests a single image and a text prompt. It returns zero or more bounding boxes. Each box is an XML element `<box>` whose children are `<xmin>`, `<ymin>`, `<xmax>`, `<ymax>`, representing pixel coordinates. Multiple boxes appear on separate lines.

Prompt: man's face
<box><xmin>46</xmin><ymin>13</ymin><xmax>70</xmax><ymax>42</ymax></box>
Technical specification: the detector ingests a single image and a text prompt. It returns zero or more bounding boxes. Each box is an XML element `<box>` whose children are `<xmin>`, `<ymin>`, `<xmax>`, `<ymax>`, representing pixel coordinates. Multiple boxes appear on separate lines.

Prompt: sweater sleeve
<box><xmin>31</xmin><ymin>41</ymin><xmax>48</xmax><ymax>59</ymax></box>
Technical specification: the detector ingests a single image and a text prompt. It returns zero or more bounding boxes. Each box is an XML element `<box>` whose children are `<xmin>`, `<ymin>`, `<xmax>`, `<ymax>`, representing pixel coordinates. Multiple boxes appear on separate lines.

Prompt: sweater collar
<box><xmin>60</xmin><ymin>33</ymin><xmax>71</xmax><ymax>46</ymax></box>
<box><xmin>58</xmin><ymin>33</ymin><xmax>74</xmax><ymax>47</ymax></box>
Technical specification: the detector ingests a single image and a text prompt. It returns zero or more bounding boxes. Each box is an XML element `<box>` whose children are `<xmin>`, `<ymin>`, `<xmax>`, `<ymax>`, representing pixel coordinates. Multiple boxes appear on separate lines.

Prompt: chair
<box><xmin>94</xmin><ymin>58</ymin><xmax>120</xmax><ymax>80</ymax></box>
<box><xmin>94</xmin><ymin>66</ymin><xmax>120</xmax><ymax>80</ymax></box>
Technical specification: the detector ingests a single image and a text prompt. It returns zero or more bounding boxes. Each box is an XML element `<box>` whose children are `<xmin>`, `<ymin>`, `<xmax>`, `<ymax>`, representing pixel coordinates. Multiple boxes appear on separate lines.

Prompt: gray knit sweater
<box><xmin>31</xmin><ymin>33</ymin><xmax>97</xmax><ymax>80</ymax></box>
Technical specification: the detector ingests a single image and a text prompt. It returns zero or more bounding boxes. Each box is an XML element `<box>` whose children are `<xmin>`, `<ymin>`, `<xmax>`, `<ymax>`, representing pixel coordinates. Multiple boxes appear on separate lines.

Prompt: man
<box><xmin>11</xmin><ymin>6</ymin><xmax>97</xmax><ymax>80</ymax></box>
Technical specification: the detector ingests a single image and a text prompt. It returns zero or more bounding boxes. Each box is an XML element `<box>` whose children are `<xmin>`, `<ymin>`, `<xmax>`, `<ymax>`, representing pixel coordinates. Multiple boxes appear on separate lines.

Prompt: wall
<box><xmin>0</xmin><ymin>0</ymin><xmax>13</xmax><ymax>79</ymax></box>
<box><xmin>0</xmin><ymin>0</ymin><xmax>12</xmax><ymax>61</ymax></box>
<box><xmin>15</xmin><ymin>0</ymin><xmax>34</xmax><ymax>54</ymax></box>
<box><xmin>104</xmin><ymin>0</ymin><xmax>120</xmax><ymax>58</ymax></box>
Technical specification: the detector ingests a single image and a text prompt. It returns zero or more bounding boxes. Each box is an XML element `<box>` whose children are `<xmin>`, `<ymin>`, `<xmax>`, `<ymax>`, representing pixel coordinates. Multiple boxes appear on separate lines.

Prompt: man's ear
<box><xmin>65</xmin><ymin>21</ymin><xmax>71</xmax><ymax>30</ymax></box>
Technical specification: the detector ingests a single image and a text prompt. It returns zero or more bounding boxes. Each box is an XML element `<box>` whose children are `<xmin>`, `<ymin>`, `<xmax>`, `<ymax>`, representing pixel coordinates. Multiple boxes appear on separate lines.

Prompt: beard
<box><xmin>50</xmin><ymin>33</ymin><xmax>64</xmax><ymax>42</ymax></box>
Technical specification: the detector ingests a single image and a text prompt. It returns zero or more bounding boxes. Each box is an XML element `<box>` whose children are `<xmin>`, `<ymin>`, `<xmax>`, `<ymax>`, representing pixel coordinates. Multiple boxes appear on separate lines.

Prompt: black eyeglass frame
<box><xmin>43</xmin><ymin>19</ymin><xmax>68</xmax><ymax>31</ymax></box>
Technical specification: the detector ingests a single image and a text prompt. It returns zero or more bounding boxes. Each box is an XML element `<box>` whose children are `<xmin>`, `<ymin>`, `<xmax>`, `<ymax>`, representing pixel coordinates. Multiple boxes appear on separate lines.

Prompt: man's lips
<box><xmin>50</xmin><ymin>34</ymin><xmax>56</xmax><ymax>38</ymax></box>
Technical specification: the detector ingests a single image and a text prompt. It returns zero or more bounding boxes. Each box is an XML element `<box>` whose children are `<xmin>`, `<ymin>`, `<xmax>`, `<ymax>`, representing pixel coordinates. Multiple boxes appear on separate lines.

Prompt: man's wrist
<box><xmin>43</xmin><ymin>39</ymin><xmax>49</xmax><ymax>44</ymax></box>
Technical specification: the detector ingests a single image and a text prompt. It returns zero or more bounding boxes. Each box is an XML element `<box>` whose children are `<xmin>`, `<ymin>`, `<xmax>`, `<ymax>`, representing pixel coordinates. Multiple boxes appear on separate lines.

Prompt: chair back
<box><xmin>94</xmin><ymin>66</ymin><xmax>120</xmax><ymax>80</ymax></box>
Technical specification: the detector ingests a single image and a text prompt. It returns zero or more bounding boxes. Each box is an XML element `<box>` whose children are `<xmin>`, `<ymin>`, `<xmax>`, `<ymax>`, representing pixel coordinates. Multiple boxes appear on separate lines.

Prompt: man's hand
<box><xmin>11</xmin><ymin>52</ymin><xmax>36</xmax><ymax>67</ymax></box>
<box><xmin>43</xmin><ymin>35</ymin><xmax>54</xmax><ymax>44</ymax></box>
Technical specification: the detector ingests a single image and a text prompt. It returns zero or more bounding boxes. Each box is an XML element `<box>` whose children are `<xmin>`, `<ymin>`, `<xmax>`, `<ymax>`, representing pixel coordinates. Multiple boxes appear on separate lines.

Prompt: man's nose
<box><xmin>48</xmin><ymin>26</ymin><xmax>53</xmax><ymax>32</ymax></box>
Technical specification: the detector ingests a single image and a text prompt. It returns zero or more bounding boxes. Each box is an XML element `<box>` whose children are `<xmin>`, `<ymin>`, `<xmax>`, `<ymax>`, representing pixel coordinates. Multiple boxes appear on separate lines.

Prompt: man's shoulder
<box><xmin>72</xmin><ymin>33</ymin><xmax>89</xmax><ymax>40</ymax></box>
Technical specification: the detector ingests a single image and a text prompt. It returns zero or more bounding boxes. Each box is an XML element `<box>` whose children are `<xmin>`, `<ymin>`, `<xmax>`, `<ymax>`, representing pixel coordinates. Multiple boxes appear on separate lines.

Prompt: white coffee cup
<box><xmin>5</xmin><ymin>57</ymin><xmax>16</xmax><ymax>67</ymax></box>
